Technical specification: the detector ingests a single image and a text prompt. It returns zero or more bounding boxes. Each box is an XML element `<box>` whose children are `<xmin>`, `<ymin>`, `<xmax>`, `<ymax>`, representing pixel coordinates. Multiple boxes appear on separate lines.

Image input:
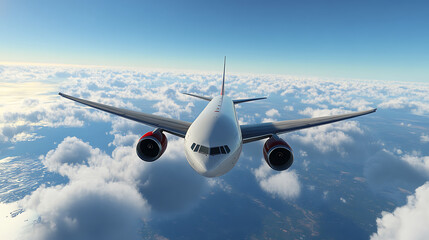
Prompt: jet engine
<box><xmin>263</xmin><ymin>135</ymin><xmax>294</xmax><ymax>171</ymax></box>
<box><xmin>136</xmin><ymin>130</ymin><xmax>167</xmax><ymax>162</ymax></box>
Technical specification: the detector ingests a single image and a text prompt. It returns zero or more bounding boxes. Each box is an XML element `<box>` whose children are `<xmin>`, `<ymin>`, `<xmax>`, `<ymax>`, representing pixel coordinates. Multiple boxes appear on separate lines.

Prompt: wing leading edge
<box><xmin>241</xmin><ymin>108</ymin><xmax>376</xmax><ymax>143</ymax></box>
<box><xmin>59</xmin><ymin>93</ymin><xmax>191</xmax><ymax>138</ymax></box>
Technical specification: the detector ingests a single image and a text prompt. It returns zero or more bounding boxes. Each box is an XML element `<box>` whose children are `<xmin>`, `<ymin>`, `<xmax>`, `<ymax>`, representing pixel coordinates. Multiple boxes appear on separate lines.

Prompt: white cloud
<box><xmin>371</xmin><ymin>182</ymin><xmax>429</xmax><ymax>240</ymax></box>
<box><xmin>22</xmin><ymin>181</ymin><xmax>149</xmax><ymax>240</ymax></box>
<box><xmin>298</xmin><ymin>107</ymin><xmax>349</xmax><ymax>118</ymax></box>
<box><xmin>0</xmin><ymin>135</ymin><xmax>208</xmax><ymax>239</ymax></box>
<box><xmin>0</xmin><ymin>82</ymin><xmax>57</xmax><ymax>111</ymax></box>
<box><xmin>0</xmin><ymin>136</ymin><xmax>150</xmax><ymax>240</ymax></box>
<box><xmin>302</xmin><ymin>159</ymin><xmax>310</xmax><ymax>171</ymax></box>
<box><xmin>265</xmin><ymin>108</ymin><xmax>280</xmax><ymax>118</ymax></box>
<box><xmin>110</xmin><ymin>118</ymin><xmax>147</xmax><ymax>136</ymax></box>
<box><xmin>401</xmin><ymin>152</ymin><xmax>429</xmax><ymax>177</ymax></box>
<box><xmin>238</xmin><ymin>116</ymin><xmax>249</xmax><ymax>125</ymax></box>
<box><xmin>253</xmin><ymin>163</ymin><xmax>301</xmax><ymax>200</ymax></box>
<box><xmin>10</xmin><ymin>132</ymin><xmax>43</xmax><ymax>142</ymax></box>
<box><xmin>379</xmin><ymin>97</ymin><xmax>429</xmax><ymax>115</ymax></box>
<box><xmin>289</xmin><ymin>121</ymin><xmax>363</xmax><ymax>154</ymax></box>
<box><xmin>253</xmin><ymin>162</ymin><xmax>271</xmax><ymax>179</ymax></box>
<box><xmin>259</xmin><ymin>171</ymin><xmax>300</xmax><ymax>200</ymax></box>
<box><xmin>394</xmin><ymin>148</ymin><xmax>403</xmax><ymax>155</ymax></box>
<box><xmin>109</xmin><ymin>133</ymin><xmax>139</xmax><ymax>147</ymax></box>
<box><xmin>42</xmin><ymin>136</ymin><xmax>102</xmax><ymax>173</ymax></box>
<box><xmin>0</xmin><ymin>97</ymin><xmax>96</xmax><ymax>142</ymax></box>
<box><xmin>262</xmin><ymin>117</ymin><xmax>276</xmax><ymax>123</ymax></box>
<box><xmin>421</xmin><ymin>134</ymin><xmax>429</xmax><ymax>143</ymax></box>
<box><xmin>207</xmin><ymin>178</ymin><xmax>232</xmax><ymax>193</ymax></box>
<box><xmin>0</xmin><ymin>156</ymin><xmax>17</xmax><ymax>164</ymax></box>
<box><xmin>379</xmin><ymin>97</ymin><xmax>409</xmax><ymax>109</ymax></box>
<box><xmin>153</xmin><ymin>98</ymin><xmax>194</xmax><ymax>119</ymax></box>
<box><xmin>0</xmin><ymin>202</ymin><xmax>37</xmax><ymax>240</ymax></box>
<box><xmin>284</xmin><ymin>106</ymin><xmax>294</xmax><ymax>111</ymax></box>
<box><xmin>292</xmin><ymin>107</ymin><xmax>366</xmax><ymax>154</ymax></box>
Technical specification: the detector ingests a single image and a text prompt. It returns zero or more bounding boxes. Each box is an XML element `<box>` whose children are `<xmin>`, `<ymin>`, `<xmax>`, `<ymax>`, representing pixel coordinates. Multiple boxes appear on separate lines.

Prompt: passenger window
<box><xmin>191</xmin><ymin>143</ymin><xmax>196</xmax><ymax>150</ymax></box>
<box><xmin>199</xmin><ymin>145</ymin><xmax>209</xmax><ymax>154</ymax></box>
<box><xmin>210</xmin><ymin>147</ymin><xmax>221</xmax><ymax>155</ymax></box>
<box><xmin>194</xmin><ymin>144</ymin><xmax>200</xmax><ymax>152</ymax></box>
<box><xmin>224</xmin><ymin>145</ymin><xmax>230</xmax><ymax>153</ymax></box>
<box><xmin>220</xmin><ymin>146</ymin><xmax>226</xmax><ymax>154</ymax></box>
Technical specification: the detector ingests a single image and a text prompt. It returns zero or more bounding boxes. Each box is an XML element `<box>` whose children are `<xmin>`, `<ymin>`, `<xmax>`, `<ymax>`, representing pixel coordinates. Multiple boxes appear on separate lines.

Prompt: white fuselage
<box><xmin>184</xmin><ymin>96</ymin><xmax>242</xmax><ymax>177</ymax></box>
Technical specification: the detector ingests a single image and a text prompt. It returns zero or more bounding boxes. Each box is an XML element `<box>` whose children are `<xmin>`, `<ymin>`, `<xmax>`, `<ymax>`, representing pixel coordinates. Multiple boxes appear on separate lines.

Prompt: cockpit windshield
<box><xmin>191</xmin><ymin>143</ymin><xmax>230</xmax><ymax>155</ymax></box>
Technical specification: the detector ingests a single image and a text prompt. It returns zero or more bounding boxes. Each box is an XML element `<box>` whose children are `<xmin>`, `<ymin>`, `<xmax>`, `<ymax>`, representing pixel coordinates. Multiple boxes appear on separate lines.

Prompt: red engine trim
<box><xmin>140</xmin><ymin>131</ymin><xmax>168</xmax><ymax>151</ymax></box>
<box><xmin>137</xmin><ymin>130</ymin><xmax>168</xmax><ymax>161</ymax></box>
<box><xmin>262</xmin><ymin>135</ymin><xmax>294</xmax><ymax>171</ymax></box>
<box><xmin>263</xmin><ymin>135</ymin><xmax>291</xmax><ymax>160</ymax></box>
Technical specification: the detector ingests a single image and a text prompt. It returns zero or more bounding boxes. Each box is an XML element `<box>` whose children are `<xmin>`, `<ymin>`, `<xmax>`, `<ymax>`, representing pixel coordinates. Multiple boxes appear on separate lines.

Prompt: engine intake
<box><xmin>136</xmin><ymin>130</ymin><xmax>167</xmax><ymax>162</ymax></box>
<box><xmin>263</xmin><ymin>135</ymin><xmax>294</xmax><ymax>171</ymax></box>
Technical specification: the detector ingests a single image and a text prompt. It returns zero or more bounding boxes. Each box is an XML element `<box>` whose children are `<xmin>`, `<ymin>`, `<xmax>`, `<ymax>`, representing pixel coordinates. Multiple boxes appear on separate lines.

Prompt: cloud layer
<box><xmin>1</xmin><ymin>135</ymin><xmax>209</xmax><ymax>239</ymax></box>
<box><xmin>1</xmin><ymin>63</ymin><xmax>428</xmax><ymax>239</ymax></box>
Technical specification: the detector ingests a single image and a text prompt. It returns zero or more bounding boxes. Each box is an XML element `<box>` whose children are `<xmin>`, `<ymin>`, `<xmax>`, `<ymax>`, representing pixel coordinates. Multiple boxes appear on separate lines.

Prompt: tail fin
<box><xmin>221</xmin><ymin>56</ymin><xmax>226</xmax><ymax>96</ymax></box>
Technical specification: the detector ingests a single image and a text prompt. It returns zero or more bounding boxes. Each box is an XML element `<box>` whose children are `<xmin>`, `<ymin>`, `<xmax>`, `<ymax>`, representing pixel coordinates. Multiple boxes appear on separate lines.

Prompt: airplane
<box><xmin>59</xmin><ymin>57</ymin><xmax>376</xmax><ymax>177</ymax></box>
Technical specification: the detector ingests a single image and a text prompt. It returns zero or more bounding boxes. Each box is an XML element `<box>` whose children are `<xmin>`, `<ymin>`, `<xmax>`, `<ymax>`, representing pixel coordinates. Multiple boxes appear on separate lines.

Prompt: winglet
<box><xmin>221</xmin><ymin>56</ymin><xmax>226</xmax><ymax>96</ymax></box>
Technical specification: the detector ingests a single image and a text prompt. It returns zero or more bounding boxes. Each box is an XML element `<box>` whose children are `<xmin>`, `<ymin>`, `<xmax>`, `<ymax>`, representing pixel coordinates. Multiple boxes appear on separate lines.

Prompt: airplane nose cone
<box><xmin>185</xmin><ymin>151</ymin><xmax>222</xmax><ymax>178</ymax></box>
<box><xmin>197</xmin><ymin>158</ymin><xmax>221</xmax><ymax>177</ymax></box>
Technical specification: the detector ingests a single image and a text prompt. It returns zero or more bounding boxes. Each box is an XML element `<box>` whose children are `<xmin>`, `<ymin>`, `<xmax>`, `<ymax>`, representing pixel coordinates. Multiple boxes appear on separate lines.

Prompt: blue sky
<box><xmin>1</xmin><ymin>0</ymin><xmax>428</xmax><ymax>81</ymax></box>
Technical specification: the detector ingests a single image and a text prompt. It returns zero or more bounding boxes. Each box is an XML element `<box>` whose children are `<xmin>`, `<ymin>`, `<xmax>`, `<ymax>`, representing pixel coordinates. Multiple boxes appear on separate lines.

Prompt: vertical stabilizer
<box><xmin>221</xmin><ymin>56</ymin><xmax>226</xmax><ymax>96</ymax></box>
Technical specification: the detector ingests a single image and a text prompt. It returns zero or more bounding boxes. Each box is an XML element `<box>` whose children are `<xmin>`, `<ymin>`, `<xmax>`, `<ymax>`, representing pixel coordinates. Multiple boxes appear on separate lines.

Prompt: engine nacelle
<box><xmin>263</xmin><ymin>135</ymin><xmax>294</xmax><ymax>171</ymax></box>
<box><xmin>136</xmin><ymin>130</ymin><xmax>167</xmax><ymax>162</ymax></box>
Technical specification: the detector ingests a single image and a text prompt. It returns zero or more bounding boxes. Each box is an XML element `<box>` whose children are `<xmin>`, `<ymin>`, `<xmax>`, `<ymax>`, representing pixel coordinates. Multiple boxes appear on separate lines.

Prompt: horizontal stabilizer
<box><xmin>233</xmin><ymin>97</ymin><xmax>267</xmax><ymax>104</ymax></box>
<box><xmin>182</xmin><ymin>93</ymin><xmax>212</xmax><ymax>101</ymax></box>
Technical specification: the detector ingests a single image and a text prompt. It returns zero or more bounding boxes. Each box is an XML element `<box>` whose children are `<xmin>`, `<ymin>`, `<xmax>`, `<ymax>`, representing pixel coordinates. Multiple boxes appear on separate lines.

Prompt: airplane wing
<box><xmin>241</xmin><ymin>108</ymin><xmax>376</xmax><ymax>143</ymax></box>
<box><xmin>59</xmin><ymin>93</ymin><xmax>191</xmax><ymax>138</ymax></box>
